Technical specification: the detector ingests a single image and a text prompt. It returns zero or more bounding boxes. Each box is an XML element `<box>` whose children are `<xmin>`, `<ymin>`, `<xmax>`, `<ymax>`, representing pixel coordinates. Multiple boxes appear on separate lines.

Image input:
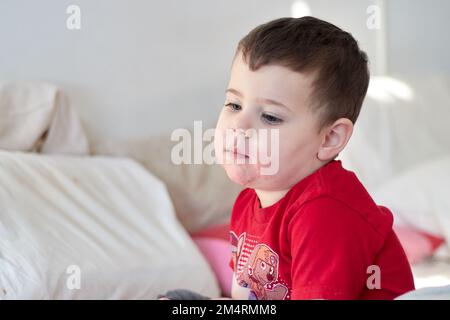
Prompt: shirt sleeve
<box><xmin>288</xmin><ymin>196</ymin><xmax>381</xmax><ymax>300</ymax></box>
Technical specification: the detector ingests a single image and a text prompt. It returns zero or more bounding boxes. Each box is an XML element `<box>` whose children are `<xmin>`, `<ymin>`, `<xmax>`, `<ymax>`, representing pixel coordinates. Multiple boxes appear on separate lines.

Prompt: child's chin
<box><xmin>223</xmin><ymin>164</ymin><xmax>261</xmax><ymax>187</ymax></box>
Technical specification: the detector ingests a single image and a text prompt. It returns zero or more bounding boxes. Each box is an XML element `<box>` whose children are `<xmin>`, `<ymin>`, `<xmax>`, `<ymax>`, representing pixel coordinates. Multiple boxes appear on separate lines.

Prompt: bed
<box><xmin>412</xmin><ymin>257</ymin><xmax>450</xmax><ymax>290</ymax></box>
<box><xmin>1</xmin><ymin>75</ymin><xmax>450</xmax><ymax>299</ymax></box>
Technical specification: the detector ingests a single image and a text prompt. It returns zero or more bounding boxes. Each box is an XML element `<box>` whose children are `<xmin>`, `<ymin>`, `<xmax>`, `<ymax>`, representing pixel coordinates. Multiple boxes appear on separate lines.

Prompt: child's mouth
<box><xmin>224</xmin><ymin>148</ymin><xmax>249</xmax><ymax>161</ymax></box>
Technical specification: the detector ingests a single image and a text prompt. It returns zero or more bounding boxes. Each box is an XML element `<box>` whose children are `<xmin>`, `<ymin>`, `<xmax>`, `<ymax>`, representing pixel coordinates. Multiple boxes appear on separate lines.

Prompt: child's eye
<box><xmin>261</xmin><ymin>113</ymin><xmax>283</xmax><ymax>125</ymax></box>
<box><xmin>225</xmin><ymin>103</ymin><xmax>242</xmax><ymax>112</ymax></box>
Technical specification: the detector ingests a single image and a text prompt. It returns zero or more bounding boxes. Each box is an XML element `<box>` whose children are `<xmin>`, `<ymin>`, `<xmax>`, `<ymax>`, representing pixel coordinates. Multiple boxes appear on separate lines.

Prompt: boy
<box><xmin>159</xmin><ymin>16</ymin><xmax>414</xmax><ymax>300</ymax></box>
<box><xmin>214</xmin><ymin>16</ymin><xmax>414</xmax><ymax>300</ymax></box>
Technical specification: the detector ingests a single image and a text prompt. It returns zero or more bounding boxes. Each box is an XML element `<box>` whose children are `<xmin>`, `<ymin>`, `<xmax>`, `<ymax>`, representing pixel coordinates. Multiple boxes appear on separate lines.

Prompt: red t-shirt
<box><xmin>229</xmin><ymin>160</ymin><xmax>415</xmax><ymax>300</ymax></box>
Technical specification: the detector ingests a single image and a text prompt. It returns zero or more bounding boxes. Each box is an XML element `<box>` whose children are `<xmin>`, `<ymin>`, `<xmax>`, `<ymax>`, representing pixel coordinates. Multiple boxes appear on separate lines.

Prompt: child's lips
<box><xmin>224</xmin><ymin>148</ymin><xmax>249</xmax><ymax>160</ymax></box>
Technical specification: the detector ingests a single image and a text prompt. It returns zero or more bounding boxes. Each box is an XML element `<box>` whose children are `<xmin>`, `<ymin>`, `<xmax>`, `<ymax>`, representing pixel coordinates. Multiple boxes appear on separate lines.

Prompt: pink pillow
<box><xmin>192</xmin><ymin>237</ymin><xmax>232</xmax><ymax>297</ymax></box>
<box><xmin>191</xmin><ymin>224</ymin><xmax>232</xmax><ymax>297</ymax></box>
<box><xmin>394</xmin><ymin>225</ymin><xmax>444</xmax><ymax>264</ymax></box>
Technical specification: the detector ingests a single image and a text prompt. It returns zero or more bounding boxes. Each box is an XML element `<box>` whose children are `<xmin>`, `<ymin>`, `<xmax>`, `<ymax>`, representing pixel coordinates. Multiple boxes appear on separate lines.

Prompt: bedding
<box><xmin>396</xmin><ymin>285</ymin><xmax>450</xmax><ymax>300</ymax></box>
<box><xmin>338</xmin><ymin>75</ymin><xmax>450</xmax><ymax>191</ymax></box>
<box><xmin>0</xmin><ymin>150</ymin><xmax>220</xmax><ymax>299</ymax></box>
<box><xmin>393</xmin><ymin>226</ymin><xmax>444</xmax><ymax>264</ymax></box>
<box><xmin>92</xmin><ymin>134</ymin><xmax>242</xmax><ymax>233</ymax></box>
<box><xmin>0</xmin><ymin>82</ymin><xmax>89</xmax><ymax>154</ymax></box>
<box><xmin>371</xmin><ymin>155</ymin><xmax>450</xmax><ymax>256</ymax></box>
<box><xmin>190</xmin><ymin>224</ymin><xmax>232</xmax><ymax>297</ymax></box>
<box><xmin>411</xmin><ymin>257</ymin><xmax>450</xmax><ymax>290</ymax></box>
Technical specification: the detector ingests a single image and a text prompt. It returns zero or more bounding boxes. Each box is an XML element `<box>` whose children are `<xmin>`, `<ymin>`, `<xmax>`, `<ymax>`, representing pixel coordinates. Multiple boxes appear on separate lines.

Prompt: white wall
<box><xmin>386</xmin><ymin>0</ymin><xmax>450</xmax><ymax>75</ymax></box>
<box><xmin>0</xmin><ymin>0</ymin><xmax>395</xmax><ymax>144</ymax></box>
<box><xmin>299</xmin><ymin>0</ymin><xmax>382</xmax><ymax>73</ymax></box>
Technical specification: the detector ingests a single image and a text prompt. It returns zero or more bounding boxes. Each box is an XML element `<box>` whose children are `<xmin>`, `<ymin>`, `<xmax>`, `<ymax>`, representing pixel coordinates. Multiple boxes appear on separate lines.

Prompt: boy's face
<box><xmin>215</xmin><ymin>52</ymin><xmax>326</xmax><ymax>191</ymax></box>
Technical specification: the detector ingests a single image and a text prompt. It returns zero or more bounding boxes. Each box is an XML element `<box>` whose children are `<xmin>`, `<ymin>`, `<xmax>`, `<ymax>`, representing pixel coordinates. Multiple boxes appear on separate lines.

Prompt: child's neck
<box><xmin>254</xmin><ymin>189</ymin><xmax>290</xmax><ymax>208</ymax></box>
<box><xmin>254</xmin><ymin>160</ymin><xmax>330</xmax><ymax>208</ymax></box>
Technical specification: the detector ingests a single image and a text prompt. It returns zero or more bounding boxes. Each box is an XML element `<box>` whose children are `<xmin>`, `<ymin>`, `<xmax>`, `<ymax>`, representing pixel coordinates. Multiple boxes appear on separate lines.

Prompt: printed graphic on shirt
<box><xmin>230</xmin><ymin>231</ymin><xmax>289</xmax><ymax>300</ymax></box>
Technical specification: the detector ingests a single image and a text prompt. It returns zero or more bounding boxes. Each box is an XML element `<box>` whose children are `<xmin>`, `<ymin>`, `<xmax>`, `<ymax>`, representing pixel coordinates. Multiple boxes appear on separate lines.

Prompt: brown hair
<box><xmin>237</xmin><ymin>16</ymin><xmax>370</xmax><ymax>131</ymax></box>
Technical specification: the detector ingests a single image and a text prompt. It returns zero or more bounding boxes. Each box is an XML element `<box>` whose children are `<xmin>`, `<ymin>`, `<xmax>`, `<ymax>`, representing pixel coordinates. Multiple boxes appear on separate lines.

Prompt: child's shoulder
<box><xmin>286</xmin><ymin>196</ymin><xmax>394</xmax><ymax>245</ymax></box>
<box><xmin>285</xmin><ymin>161</ymin><xmax>394</xmax><ymax>240</ymax></box>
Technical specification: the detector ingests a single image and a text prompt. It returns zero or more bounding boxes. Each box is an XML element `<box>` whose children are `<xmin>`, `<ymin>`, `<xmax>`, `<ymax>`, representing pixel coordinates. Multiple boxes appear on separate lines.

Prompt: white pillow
<box><xmin>0</xmin><ymin>82</ymin><xmax>89</xmax><ymax>154</ymax></box>
<box><xmin>371</xmin><ymin>156</ymin><xmax>450</xmax><ymax>252</ymax></box>
<box><xmin>339</xmin><ymin>75</ymin><xmax>450</xmax><ymax>191</ymax></box>
<box><xmin>92</xmin><ymin>134</ymin><xmax>243</xmax><ymax>233</ymax></box>
<box><xmin>0</xmin><ymin>150</ymin><xmax>220</xmax><ymax>299</ymax></box>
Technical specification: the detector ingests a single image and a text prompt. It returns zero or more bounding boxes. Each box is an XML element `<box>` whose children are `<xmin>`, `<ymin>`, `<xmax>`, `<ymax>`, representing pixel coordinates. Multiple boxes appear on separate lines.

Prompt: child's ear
<box><xmin>317</xmin><ymin>118</ymin><xmax>353</xmax><ymax>161</ymax></box>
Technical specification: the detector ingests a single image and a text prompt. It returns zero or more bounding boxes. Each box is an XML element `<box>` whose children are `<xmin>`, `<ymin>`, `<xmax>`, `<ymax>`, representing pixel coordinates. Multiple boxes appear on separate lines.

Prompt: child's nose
<box><xmin>231</xmin><ymin>113</ymin><xmax>253</xmax><ymax>132</ymax></box>
<box><xmin>230</xmin><ymin>128</ymin><xmax>253</xmax><ymax>140</ymax></box>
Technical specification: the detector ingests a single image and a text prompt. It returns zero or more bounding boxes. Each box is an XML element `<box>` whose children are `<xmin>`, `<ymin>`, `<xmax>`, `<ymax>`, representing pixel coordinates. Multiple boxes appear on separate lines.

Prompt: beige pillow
<box><xmin>92</xmin><ymin>133</ymin><xmax>242</xmax><ymax>233</ymax></box>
